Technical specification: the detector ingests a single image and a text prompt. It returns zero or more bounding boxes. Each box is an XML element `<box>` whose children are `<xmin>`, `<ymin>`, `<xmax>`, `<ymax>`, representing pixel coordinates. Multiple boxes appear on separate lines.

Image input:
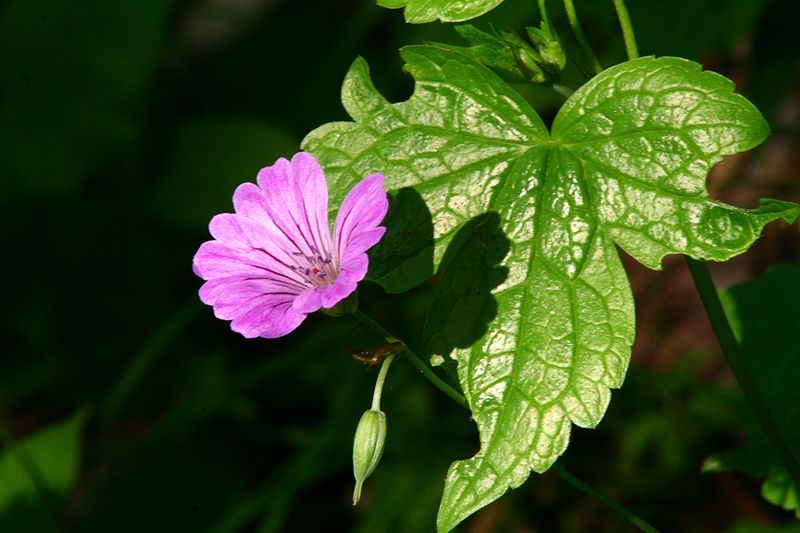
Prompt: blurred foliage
<box><xmin>706</xmin><ymin>264</ymin><xmax>800</xmax><ymax>518</ymax></box>
<box><xmin>0</xmin><ymin>0</ymin><xmax>798</xmax><ymax>531</ymax></box>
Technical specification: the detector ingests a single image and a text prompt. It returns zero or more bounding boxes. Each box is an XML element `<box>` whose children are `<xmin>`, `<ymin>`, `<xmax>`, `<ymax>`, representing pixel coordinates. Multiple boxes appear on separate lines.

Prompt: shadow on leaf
<box><xmin>366</xmin><ymin>187</ymin><xmax>435</xmax><ymax>294</ymax></box>
<box><xmin>422</xmin><ymin>212</ymin><xmax>510</xmax><ymax>369</ymax></box>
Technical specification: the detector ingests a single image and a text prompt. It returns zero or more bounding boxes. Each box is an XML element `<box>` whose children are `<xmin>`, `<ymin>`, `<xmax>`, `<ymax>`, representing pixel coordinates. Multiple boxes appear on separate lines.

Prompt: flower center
<box><xmin>289</xmin><ymin>246</ymin><xmax>337</xmax><ymax>288</ymax></box>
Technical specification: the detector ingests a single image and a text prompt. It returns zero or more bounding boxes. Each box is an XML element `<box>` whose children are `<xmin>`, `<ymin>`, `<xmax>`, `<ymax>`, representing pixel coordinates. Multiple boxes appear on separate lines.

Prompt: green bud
<box><xmin>352</xmin><ymin>409</ymin><xmax>387</xmax><ymax>505</ymax></box>
<box><xmin>513</xmin><ymin>47</ymin><xmax>547</xmax><ymax>83</ymax></box>
<box><xmin>526</xmin><ymin>20</ymin><xmax>566</xmax><ymax>72</ymax></box>
<box><xmin>499</xmin><ymin>30</ymin><xmax>547</xmax><ymax>84</ymax></box>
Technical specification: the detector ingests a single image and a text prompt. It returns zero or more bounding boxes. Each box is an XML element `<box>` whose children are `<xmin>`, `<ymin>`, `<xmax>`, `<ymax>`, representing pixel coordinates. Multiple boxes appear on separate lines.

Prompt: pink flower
<box><xmin>192</xmin><ymin>152</ymin><xmax>388</xmax><ymax>338</ymax></box>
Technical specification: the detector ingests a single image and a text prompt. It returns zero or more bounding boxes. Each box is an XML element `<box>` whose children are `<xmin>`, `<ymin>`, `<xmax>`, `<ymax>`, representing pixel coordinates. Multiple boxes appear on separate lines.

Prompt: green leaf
<box><xmin>707</xmin><ymin>263</ymin><xmax>800</xmax><ymax>518</ymax></box>
<box><xmin>376</xmin><ymin>0</ymin><xmax>505</xmax><ymax>24</ymax></box>
<box><xmin>304</xmin><ymin>47</ymin><xmax>549</xmax><ymax>291</ymax></box>
<box><xmin>764</xmin><ymin>472</ymin><xmax>800</xmax><ymax>519</ymax></box>
<box><xmin>303</xmin><ymin>48</ymin><xmax>800</xmax><ymax>531</ymax></box>
<box><xmin>0</xmin><ymin>410</ymin><xmax>89</xmax><ymax>518</ymax></box>
<box><xmin>449</xmin><ymin>25</ymin><xmax>527</xmax><ymax>82</ymax></box>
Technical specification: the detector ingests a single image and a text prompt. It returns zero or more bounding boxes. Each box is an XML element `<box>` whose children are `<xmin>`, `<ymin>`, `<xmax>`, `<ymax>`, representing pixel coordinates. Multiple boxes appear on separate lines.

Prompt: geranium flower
<box><xmin>193</xmin><ymin>152</ymin><xmax>388</xmax><ymax>338</ymax></box>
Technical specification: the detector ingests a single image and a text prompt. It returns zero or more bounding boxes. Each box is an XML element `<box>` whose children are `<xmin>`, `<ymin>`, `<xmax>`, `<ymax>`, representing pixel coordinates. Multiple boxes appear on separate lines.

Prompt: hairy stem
<box><xmin>371</xmin><ymin>353</ymin><xmax>396</xmax><ymax>411</ymax></box>
<box><xmin>685</xmin><ymin>258</ymin><xmax>800</xmax><ymax>494</ymax></box>
<box><xmin>612</xmin><ymin>0</ymin><xmax>639</xmax><ymax>60</ymax></box>
<box><xmin>352</xmin><ymin>310</ymin><xmax>468</xmax><ymax>409</ymax></box>
<box><xmin>562</xmin><ymin>0</ymin><xmax>603</xmax><ymax>74</ymax></box>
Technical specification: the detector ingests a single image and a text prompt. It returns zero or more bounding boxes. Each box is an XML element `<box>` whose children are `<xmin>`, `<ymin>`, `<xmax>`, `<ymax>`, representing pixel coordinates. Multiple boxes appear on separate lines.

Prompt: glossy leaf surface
<box><xmin>303</xmin><ymin>47</ymin><xmax>799</xmax><ymax>531</ymax></box>
<box><xmin>376</xmin><ymin>0</ymin><xmax>505</xmax><ymax>23</ymax></box>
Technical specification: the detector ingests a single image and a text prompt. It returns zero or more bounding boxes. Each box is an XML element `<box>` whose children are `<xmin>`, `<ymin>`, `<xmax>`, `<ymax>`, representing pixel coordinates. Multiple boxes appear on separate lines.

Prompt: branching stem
<box><xmin>353</xmin><ymin>310</ymin><xmax>468</xmax><ymax>409</ymax></box>
<box><xmin>352</xmin><ymin>309</ymin><xmax>657</xmax><ymax>531</ymax></box>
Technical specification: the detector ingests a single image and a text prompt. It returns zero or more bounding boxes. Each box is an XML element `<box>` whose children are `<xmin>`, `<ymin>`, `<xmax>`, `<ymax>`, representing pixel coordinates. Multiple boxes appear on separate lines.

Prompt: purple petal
<box><xmin>256</xmin><ymin>152</ymin><xmax>333</xmax><ymax>263</ymax></box>
<box><xmin>209</xmin><ymin>213</ymin><xmax>309</xmax><ymax>284</ymax></box>
<box><xmin>193</xmin><ymin>241</ymin><xmax>308</xmax><ymax>293</ymax></box>
<box><xmin>197</xmin><ymin>275</ymin><xmax>307</xmax><ymax>338</ymax></box>
<box><xmin>293</xmin><ymin>288</ymin><xmax>323</xmax><ymax>314</ymax></box>
<box><xmin>333</xmin><ymin>174</ymin><xmax>389</xmax><ymax>263</ymax></box>
<box><xmin>319</xmin><ymin>253</ymin><xmax>369</xmax><ymax>309</ymax></box>
<box><xmin>231</xmin><ymin>300</ymin><xmax>307</xmax><ymax>339</ymax></box>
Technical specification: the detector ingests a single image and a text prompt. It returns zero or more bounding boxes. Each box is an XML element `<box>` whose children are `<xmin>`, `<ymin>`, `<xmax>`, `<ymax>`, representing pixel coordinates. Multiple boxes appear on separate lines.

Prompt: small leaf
<box><xmin>303</xmin><ymin>48</ymin><xmax>799</xmax><ymax>531</ymax></box>
<box><xmin>763</xmin><ymin>472</ymin><xmax>800</xmax><ymax>518</ymax></box>
<box><xmin>450</xmin><ymin>25</ymin><xmax>527</xmax><ymax>82</ymax></box>
<box><xmin>0</xmin><ymin>410</ymin><xmax>89</xmax><ymax>516</ymax></box>
<box><xmin>708</xmin><ymin>263</ymin><xmax>800</xmax><ymax>518</ymax></box>
<box><xmin>376</xmin><ymin>0</ymin><xmax>505</xmax><ymax>23</ymax></box>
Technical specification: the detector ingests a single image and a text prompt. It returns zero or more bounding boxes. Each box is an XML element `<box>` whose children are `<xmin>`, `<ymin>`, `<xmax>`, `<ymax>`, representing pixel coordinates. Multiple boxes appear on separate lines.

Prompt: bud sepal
<box><xmin>352</xmin><ymin>409</ymin><xmax>387</xmax><ymax>505</ymax></box>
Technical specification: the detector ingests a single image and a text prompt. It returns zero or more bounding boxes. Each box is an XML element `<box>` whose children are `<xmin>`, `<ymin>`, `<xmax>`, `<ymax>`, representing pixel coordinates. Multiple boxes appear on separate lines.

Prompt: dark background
<box><xmin>1</xmin><ymin>0</ymin><xmax>798</xmax><ymax>531</ymax></box>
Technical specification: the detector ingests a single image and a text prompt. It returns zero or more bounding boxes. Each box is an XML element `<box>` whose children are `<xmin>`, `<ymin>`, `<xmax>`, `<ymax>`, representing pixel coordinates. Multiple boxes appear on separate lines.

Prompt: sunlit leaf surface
<box><xmin>303</xmin><ymin>47</ymin><xmax>799</xmax><ymax>531</ymax></box>
<box><xmin>376</xmin><ymin>0</ymin><xmax>505</xmax><ymax>23</ymax></box>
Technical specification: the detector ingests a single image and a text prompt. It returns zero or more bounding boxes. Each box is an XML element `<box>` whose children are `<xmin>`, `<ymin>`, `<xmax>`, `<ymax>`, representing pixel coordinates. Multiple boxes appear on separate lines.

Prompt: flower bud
<box><xmin>499</xmin><ymin>31</ymin><xmax>547</xmax><ymax>84</ymax></box>
<box><xmin>352</xmin><ymin>409</ymin><xmax>387</xmax><ymax>505</ymax></box>
<box><xmin>526</xmin><ymin>21</ymin><xmax>566</xmax><ymax>73</ymax></box>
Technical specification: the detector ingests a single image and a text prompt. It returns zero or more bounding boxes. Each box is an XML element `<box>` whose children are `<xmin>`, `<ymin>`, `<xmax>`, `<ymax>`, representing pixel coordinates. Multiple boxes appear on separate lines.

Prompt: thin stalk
<box><xmin>352</xmin><ymin>309</ymin><xmax>658</xmax><ymax>531</ymax></box>
<box><xmin>562</xmin><ymin>0</ymin><xmax>603</xmax><ymax>74</ymax></box>
<box><xmin>538</xmin><ymin>0</ymin><xmax>550</xmax><ymax>23</ymax></box>
<box><xmin>553</xmin><ymin>465</ymin><xmax>658</xmax><ymax>533</ymax></box>
<box><xmin>352</xmin><ymin>310</ymin><xmax>468</xmax><ymax>409</ymax></box>
<box><xmin>371</xmin><ymin>353</ymin><xmax>396</xmax><ymax>411</ymax></box>
<box><xmin>685</xmin><ymin>258</ymin><xmax>800</xmax><ymax>494</ymax></box>
<box><xmin>612</xmin><ymin>0</ymin><xmax>639</xmax><ymax>60</ymax></box>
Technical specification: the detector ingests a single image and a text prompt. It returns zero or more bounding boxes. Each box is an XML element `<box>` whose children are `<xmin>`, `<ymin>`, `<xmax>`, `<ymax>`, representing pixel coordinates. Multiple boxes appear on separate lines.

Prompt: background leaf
<box><xmin>376</xmin><ymin>0</ymin><xmax>505</xmax><ymax>24</ymax></box>
<box><xmin>705</xmin><ymin>263</ymin><xmax>800</xmax><ymax>518</ymax></box>
<box><xmin>0</xmin><ymin>410</ymin><xmax>89</xmax><ymax>531</ymax></box>
<box><xmin>304</xmin><ymin>47</ymin><xmax>799</xmax><ymax>531</ymax></box>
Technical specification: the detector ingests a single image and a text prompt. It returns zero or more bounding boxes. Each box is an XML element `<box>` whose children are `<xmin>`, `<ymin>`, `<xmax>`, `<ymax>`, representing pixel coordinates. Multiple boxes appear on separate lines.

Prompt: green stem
<box><xmin>562</xmin><ymin>0</ymin><xmax>603</xmax><ymax>74</ymax></box>
<box><xmin>353</xmin><ymin>309</ymin><xmax>658</xmax><ymax>531</ymax></box>
<box><xmin>685</xmin><ymin>258</ymin><xmax>800</xmax><ymax>495</ymax></box>
<box><xmin>553</xmin><ymin>465</ymin><xmax>658</xmax><ymax>533</ymax></box>
<box><xmin>612</xmin><ymin>0</ymin><xmax>639</xmax><ymax>60</ymax></box>
<box><xmin>371</xmin><ymin>353</ymin><xmax>396</xmax><ymax>411</ymax></box>
<box><xmin>352</xmin><ymin>310</ymin><xmax>468</xmax><ymax>409</ymax></box>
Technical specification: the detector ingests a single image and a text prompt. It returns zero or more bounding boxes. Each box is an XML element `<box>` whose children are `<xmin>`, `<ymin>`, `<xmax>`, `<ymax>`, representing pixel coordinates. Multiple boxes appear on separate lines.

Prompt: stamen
<box><xmin>289</xmin><ymin>247</ymin><xmax>338</xmax><ymax>288</ymax></box>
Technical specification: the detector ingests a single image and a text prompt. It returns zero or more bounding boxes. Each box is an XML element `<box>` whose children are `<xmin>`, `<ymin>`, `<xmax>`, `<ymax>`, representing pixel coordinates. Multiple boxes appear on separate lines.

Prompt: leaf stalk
<box><xmin>685</xmin><ymin>258</ymin><xmax>800</xmax><ymax>496</ymax></box>
<box><xmin>352</xmin><ymin>310</ymin><xmax>468</xmax><ymax>409</ymax></box>
<box><xmin>612</xmin><ymin>0</ymin><xmax>639</xmax><ymax>60</ymax></box>
<box><xmin>352</xmin><ymin>309</ymin><xmax>658</xmax><ymax>531</ymax></box>
<box><xmin>561</xmin><ymin>0</ymin><xmax>603</xmax><ymax>74</ymax></box>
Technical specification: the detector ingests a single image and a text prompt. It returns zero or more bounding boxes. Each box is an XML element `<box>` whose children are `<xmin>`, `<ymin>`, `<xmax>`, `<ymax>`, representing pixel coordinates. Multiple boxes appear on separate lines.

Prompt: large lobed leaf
<box><xmin>302</xmin><ymin>47</ymin><xmax>799</xmax><ymax>531</ymax></box>
<box><xmin>376</xmin><ymin>0</ymin><xmax>505</xmax><ymax>24</ymax></box>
